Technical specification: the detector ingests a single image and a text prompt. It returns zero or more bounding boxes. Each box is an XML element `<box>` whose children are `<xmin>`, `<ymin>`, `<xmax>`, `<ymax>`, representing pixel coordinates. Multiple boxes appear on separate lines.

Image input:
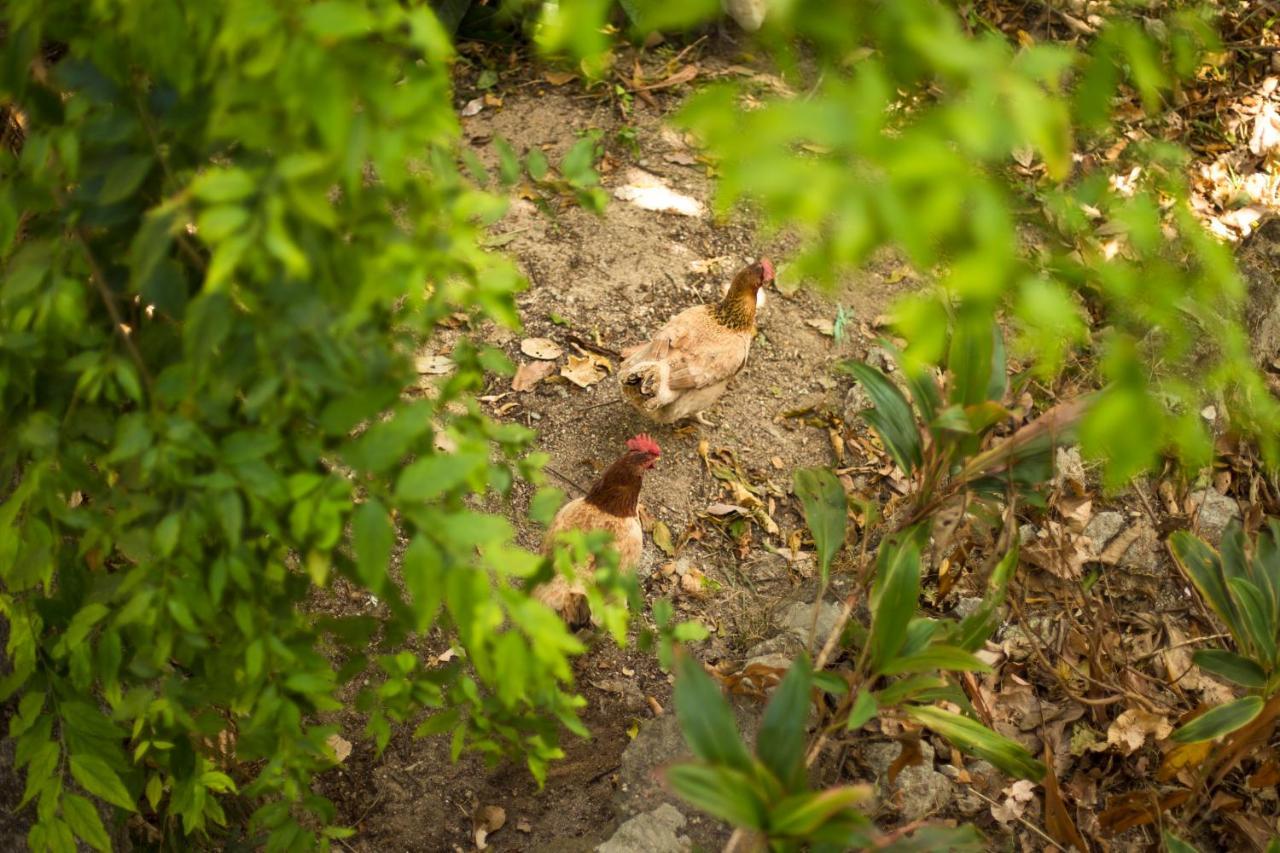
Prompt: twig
<box><xmin>75</xmin><ymin>227</ymin><xmax>154</xmax><ymax>394</ymax></box>
<box><xmin>559</xmin><ymin>332</ymin><xmax>620</xmax><ymax>361</ymax></box>
<box><xmin>581</xmin><ymin>396</ymin><xmax>626</xmax><ymax>410</ymax></box>
<box><xmin>1132</xmin><ymin>632</ymin><xmax>1229</xmax><ymax>664</ymax></box>
<box><xmin>544</xmin><ymin>464</ymin><xmax>590</xmax><ymax>495</ymax></box>
<box><xmin>965</xmin><ymin>787</ymin><xmax>1068</xmax><ymax>852</ymax></box>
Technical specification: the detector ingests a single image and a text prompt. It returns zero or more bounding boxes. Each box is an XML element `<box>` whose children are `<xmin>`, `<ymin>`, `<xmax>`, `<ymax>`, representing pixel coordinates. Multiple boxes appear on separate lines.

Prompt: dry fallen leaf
<box><xmin>520</xmin><ymin>337</ymin><xmax>563</xmax><ymax>360</ymax></box>
<box><xmin>543</xmin><ymin>70</ymin><xmax>576</xmax><ymax>86</ymax></box>
<box><xmin>706</xmin><ymin>503</ymin><xmax>747</xmax><ymax>516</ymax></box>
<box><xmin>1106</xmin><ymin>708</ymin><xmax>1172</xmax><ymax>755</ymax></box>
<box><xmin>460</xmin><ymin>97</ymin><xmax>484</xmax><ymax>117</ymax></box>
<box><xmin>326</xmin><ymin>734</ymin><xmax>352</xmax><ymax>763</ymax></box>
<box><xmin>806</xmin><ymin>317</ymin><xmax>835</xmax><ymax>337</ymax></box>
<box><xmin>652</xmin><ymin>520</ymin><xmax>675</xmax><ymax>556</ymax></box>
<box><xmin>679</xmin><ymin>566</ymin><xmax>707</xmax><ymax>596</ymax></box>
<box><xmin>561</xmin><ymin>352</ymin><xmax>612</xmax><ymax>387</ymax></box>
<box><xmin>516</xmin><ymin>817</ymin><xmax>532</xmax><ymax>833</ymax></box>
<box><xmin>512</xmin><ymin>360</ymin><xmax>556</xmax><ymax>392</ymax></box>
<box><xmin>991</xmin><ymin>779</ymin><xmax>1036</xmax><ymax>824</ymax></box>
<box><xmin>415</xmin><ymin>354</ymin><xmax>455</xmax><ymax>375</ymax></box>
<box><xmin>473</xmin><ymin>804</ymin><xmax>506</xmax><ymax>850</ymax></box>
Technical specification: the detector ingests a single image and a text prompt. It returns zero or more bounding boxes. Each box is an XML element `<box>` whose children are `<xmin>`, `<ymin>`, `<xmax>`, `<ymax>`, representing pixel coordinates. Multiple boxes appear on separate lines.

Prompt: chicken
<box><xmin>618</xmin><ymin>259</ymin><xmax>774</xmax><ymax>425</ymax></box>
<box><xmin>534</xmin><ymin>434</ymin><xmax>661</xmax><ymax>628</ymax></box>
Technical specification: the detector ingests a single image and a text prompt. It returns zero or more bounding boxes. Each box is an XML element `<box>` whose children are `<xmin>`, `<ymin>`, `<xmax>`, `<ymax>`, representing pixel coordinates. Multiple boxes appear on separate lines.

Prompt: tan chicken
<box><xmin>618</xmin><ymin>259</ymin><xmax>773</xmax><ymax>425</ymax></box>
<box><xmin>534</xmin><ymin>434</ymin><xmax>661</xmax><ymax>628</ymax></box>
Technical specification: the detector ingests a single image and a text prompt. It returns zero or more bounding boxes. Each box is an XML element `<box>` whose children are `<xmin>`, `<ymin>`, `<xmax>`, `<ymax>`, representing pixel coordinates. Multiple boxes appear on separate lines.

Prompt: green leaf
<box><xmin>1227</xmin><ymin>577</ymin><xmax>1278</xmax><ymax>664</ymax></box>
<box><xmin>1169</xmin><ymin>533</ymin><xmax>1242</xmax><ymax>641</ymax></box>
<box><xmin>755</xmin><ymin>655</ymin><xmax>811</xmax><ymax>790</ymax></box>
<box><xmin>1192</xmin><ymin>649</ymin><xmax>1267</xmax><ymax>689</ymax></box>
<box><xmin>402</xmin><ymin>535</ymin><xmax>445</xmax><ymax>632</ymax></box>
<box><xmin>948</xmin><ymin>314</ymin><xmax>1001</xmax><ymax>406</ymax></box>
<box><xmin>672</xmin><ymin>649</ymin><xmax>753</xmax><ymax>773</ymax></box>
<box><xmin>840</xmin><ymin>362</ymin><xmax>922</xmax><ymax>474</ymax></box>
<box><xmin>352</xmin><ymin>500</ymin><xmax>394</xmax><ymax>592</ymax></box>
<box><xmin>526</xmin><ymin>148</ymin><xmax>549</xmax><ymax>182</ymax></box>
<box><xmin>69</xmin><ymin>754</ymin><xmax>137</xmax><ymax>812</ymax></box>
<box><xmin>396</xmin><ymin>452</ymin><xmax>481</xmax><ymax>502</ymax></box>
<box><xmin>99</xmin><ymin>154</ymin><xmax>153</xmax><ymax>204</ymax></box>
<box><xmin>869</xmin><ymin>538</ymin><xmax>921</xmax><ymax>673</ymax></box>
<box><xmin>303</xmin><ymin>1</ymin><xmax>375</xmax><ymax>39</ymax></box>
<box><xmin>846</xmin><ymin>690</ymin><xmax>878</xmax><ymax>731</ymax></box>
<box><xmin>769</xmin><ymin>786</ymin><xmax>870</xmax><ymax>838</ymax></box>
<box><xmin>494</xmin><ymin>137</ymin><xmax>521</xmax><ymax>186</ymax></box>
<box><xmin>878</xmin><ymin>644</ymin><xmax>993</xmax><ymax>676</ymax></box>
<box><xmin>665</xmin><ymin>763</ymin><xmax>766</xmax><ymax>830</ymax></box>
<box><xmin>62</xmin><ymin>793</ymin><xmax>111</xmax><ymax>852</ymax></box>
<box><xmin>792</xmin><ymin>468</ymin><xmax>847</xmax><ymax>583</ymax></box>
<box><xmin>950</xmin><ymin>544</ymin><xmax>1018</xmax><ymax>651</ymax></box>
<box><xmin>191</xmin><ymin>168</ymin><xmax>256</xmax><ymax>203</ymax></box>
<box><xmin>1170</xmin><ymin>696</ymin><xmax>1264</xmax><ymax>744</ymax></box>
<box><xmin>905</xmin><ymin>705</ymin><xmax>1045</xmax><ymax>781</ymax></box>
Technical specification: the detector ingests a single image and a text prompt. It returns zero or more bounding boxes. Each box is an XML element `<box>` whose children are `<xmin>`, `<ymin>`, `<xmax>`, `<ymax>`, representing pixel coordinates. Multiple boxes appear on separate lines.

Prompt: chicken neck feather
<box><xmin>711</xmin><ymin>274</ymin><xmax>760</xmax><ymax>331</ymax></box>
<box><xmin>584</xmin><ymin>456</ymin><xmax>644</xmax><ymax>517</ymax></box>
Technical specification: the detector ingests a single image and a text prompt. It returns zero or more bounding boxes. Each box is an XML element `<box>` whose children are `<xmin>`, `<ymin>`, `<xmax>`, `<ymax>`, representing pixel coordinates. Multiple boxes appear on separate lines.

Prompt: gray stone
<box><xmin>1188</xmin><ymin>489</ymin><xmax>1241</xmax><ymax>543</ymax></box>
<box><xmin>860</xmin><ymin>739</ymin><xmax>954</xmax><ymax>821</ymax></box>
<box><xmin>1084</xmin><ymin>511</ymin><xmax>1126</xmax><ymax>548</ymax></box>
<box><xmin>616</xmin><ymin>699</ymin><xmax>763</xmax><ymax>817</ymax></box>
<box><xmin>953</xmin><ymin>597</ymin><xmax>984</xmax><ymax>620</ymax></box>
<box><xmin>778</xmin><ymin>599</ymin><xmax>843</xmax><ymax>647</ymax></box>
<box><xmin>1054</xmin><ymin>446</ymin><xmax>1086</xmax><ymax>491</ymax></box>
<box><xmin>844</xmin><ymin>383</ymin><xmax>871</xmax><ymax>423</ymax></box>
<box><xmin>596</xmin><ymin>805</ymin><xmax>691</xmax><ymax>853</ymax></box>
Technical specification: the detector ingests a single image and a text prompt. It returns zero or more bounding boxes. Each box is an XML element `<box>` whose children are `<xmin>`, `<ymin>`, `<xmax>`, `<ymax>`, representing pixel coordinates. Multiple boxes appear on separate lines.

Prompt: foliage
<box><xmin>667</xmin><ymin>318</ymin><xmax>1056</xmax><ymax>845</ymax></box>
<box><xmin>1168</xmin><ymin>522</ymin><xmax>1280</xmax><ymax>744</ymax></box>
<box><xmin>537</xmin><ymin>0</ymin><xmax>1280</xmax><ymax>482</ymax></box>
<box><xmin>0</xmin><ymin>1</ymin><xmax>624</xmax><ymax>848</ymax></box>
<box><xmin>666</xmin><ymin>650</ymin><xmax>985</xmax><ymax>852</ymax></box>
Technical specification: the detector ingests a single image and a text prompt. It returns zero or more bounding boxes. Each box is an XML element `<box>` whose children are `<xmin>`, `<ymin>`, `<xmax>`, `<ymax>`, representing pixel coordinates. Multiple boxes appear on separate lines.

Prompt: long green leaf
<box><xmin>1170</xmin><ymin>696</ymin><xmax>1264</xmax><ymax>743</ymax></box>
<box><xmin>905</xmin><ymin>705</ymin><xmax>1045</xmax><ymax>781</ymax></box>
<box><xmin>841</xmin><ymin>362</ymin><xmax>923</xmax><ymax>474</ymax></box>
<box><xmin>769</xmin><ymin>786</ymin><xmax>871</xmax><ymax>838</ymax></box>
<box><xmin>673</xmin><ymin>650</ymin><xmax>754</xmax><ymax>773</ymax></box>
<box><xmin>878</xmin><ymin>644</ymin><xmax>993</xmax><ymax>676</ymax></box>
<box><xmin>756</xmin><ymin>655</ymin><xmax>812</xmax><ymax>790</ymax></box>
<box><xmin>666</xmin><ymin>762</ymin><xmax>766</xmax><ymax>830</ymax></box>
<box><xmin>869</xmin><ymin>539</ymin><xmax>921</xmax><ymax>673</ymax></box>
<box><xmin>1192</xmin><ymin>649</ymin><xmax>1267</xmax><ymax>689</ymax></box>
<box><xmin>1169</xmin><ymin>532</ymin><xmax>1242</xmax><ymax>640</ymax></box>
<box><xmin>793</xmin><ymin>468</ymin><xmax>847</xmax><ymax>583</ymax></box>
<box><xmin>1228</xmin><ymin>577</ymin><xmax>1278</xmax><ymax>665</ymax></box>
<box><xmin>950</xmin><ymin>543</ymin><xmax>1019</xmax><ymax>651</ymax></box>
<box><xmin>1163</xmin><ymin>831</ymin><xmax>1200</xmax><ymax>853</ymax></box>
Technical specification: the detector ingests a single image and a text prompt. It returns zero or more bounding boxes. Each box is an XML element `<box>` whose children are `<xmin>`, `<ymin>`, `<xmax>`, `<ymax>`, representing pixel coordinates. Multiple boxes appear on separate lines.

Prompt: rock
<box><xmin>616</xmin><ymin>698</ymin><xmax>762</xmax><ymax>818</ymax></box>
<box><xmin>1188</xmin><ymin>488</ymin><xmax>1241</xmax><ymax>543</ymax></box>
<box><xmin>953</xmin><ymin>597</ymin><xmax>984</xmax><ymax>620</ymax></box>
<box><xmin>860</xmin><ymin>740</ymin><xmax>954</xmax><ymax>821</ymax></box>
<box><xmin>843</xmin><ymin>383</ymin><xmax>871</xmax><ymax>423</ymax></box>
<box><xmin>778</xmin><ymin>599</ymin><xmax>843</xmax><ymax>647</ymax></box>
<box><xmin>743</xmin><ymin>633</ymin><xmax>805</xmax><ymax>668</ymax></box>
<box><xmin>1053</xmin><ymin>446</ymin><xmax>1086</xmax><ymax>492</ymax></box>
<box><xmin>1084</xmin><ymin>511</ymin><xmax>1126</xmax><ymax>549</ymax></box>
<box><xmin>597</xmin><ymin>805</ymin><xmax>691</xmax><ymax>853</ymax></box>
<box><xmin>721</xmin><ymin>0</ymin><xmax>767</xmax><ymax>31</ymax></box>
<box><xmin>1236</xmin><ymin>216</ymin><xmax>1280</xmax><ymax>367</ymax></box>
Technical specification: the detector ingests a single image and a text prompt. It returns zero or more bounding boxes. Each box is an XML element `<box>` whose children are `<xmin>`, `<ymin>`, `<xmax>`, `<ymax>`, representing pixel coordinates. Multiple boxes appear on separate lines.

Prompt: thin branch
<box><xmin>75</xmin><ymin>227</ymin><xmax>154</xmax><ymax>395</ymax></box>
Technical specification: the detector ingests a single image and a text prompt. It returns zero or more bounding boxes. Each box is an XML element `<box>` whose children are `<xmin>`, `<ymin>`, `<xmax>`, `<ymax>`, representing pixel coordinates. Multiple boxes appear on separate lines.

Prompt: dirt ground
<box><xmin>312</xmin><ymin>41</ymin><xmax>925</xmax><ymax>853</ymax></box>
<box><xmin>302</xmin><ymin>35</ymin><xmax>1280</xmax><ymax>853</ymax></box>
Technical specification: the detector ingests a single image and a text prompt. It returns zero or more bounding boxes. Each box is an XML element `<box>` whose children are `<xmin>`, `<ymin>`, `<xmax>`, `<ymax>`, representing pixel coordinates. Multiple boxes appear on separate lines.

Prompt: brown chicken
<box><xmin>534</xmin><ymin>434</ymin><xmax>661</xmax><ymax>628</ymax></box>
<box><xmin>618</xmin><ymin>258</ymin><xmax>774</xmax><ymax>425</ymax></box>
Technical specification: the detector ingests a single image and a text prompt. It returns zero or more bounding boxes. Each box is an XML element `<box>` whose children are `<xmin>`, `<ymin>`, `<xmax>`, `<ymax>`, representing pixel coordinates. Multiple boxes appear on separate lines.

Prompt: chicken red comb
<box><xmin>626</xmin><ymin>434</ymin><xmax>661</xmax><ymax>457</ymax></box>
<box><xmin>757</xmin><ymin>257</ymin><xmax>775</xmax><ymax>282</ymax></box>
